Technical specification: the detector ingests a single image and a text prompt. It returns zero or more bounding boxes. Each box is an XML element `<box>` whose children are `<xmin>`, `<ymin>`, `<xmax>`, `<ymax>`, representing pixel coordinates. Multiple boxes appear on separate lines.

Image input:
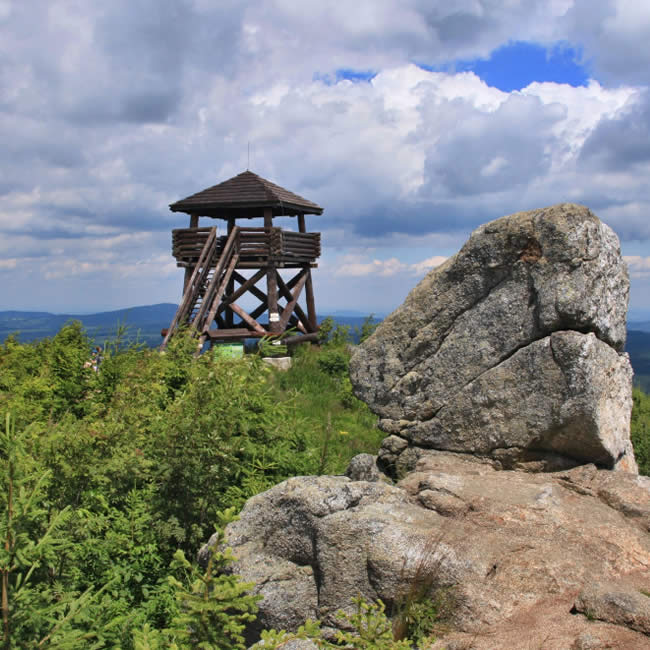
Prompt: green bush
<box><xmin>317</xmin><ymin>347</ymin><xmax>349</xmax><ymax>376</ymax></box>
<box><xmin>0</xmin><ymin>325</ymin><xmax>386</xmax><ymax>646</ymax></box>
<box><xmin>631</xmin><ymin>387</ymin><xmax>650</xmax><ymax>476</ymax></box>
<box><xmin>256</xmin><ymin>596</ymin><xmax>412</xmax><ymax>649</ymax></box>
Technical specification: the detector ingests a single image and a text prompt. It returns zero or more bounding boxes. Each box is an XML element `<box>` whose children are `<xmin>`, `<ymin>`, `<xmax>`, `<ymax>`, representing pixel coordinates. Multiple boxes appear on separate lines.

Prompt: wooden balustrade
<box><xmin>171</xmin><ymin>226</ymin><xmax>320</xmax><ymax>268</ymax></box>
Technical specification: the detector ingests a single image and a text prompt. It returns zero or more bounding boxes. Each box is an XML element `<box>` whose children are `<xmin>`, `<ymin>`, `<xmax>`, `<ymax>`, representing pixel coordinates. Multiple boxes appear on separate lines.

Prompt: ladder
<box><xmin>161</xmin><ymin>226</ymin><xmax>240</xmax><ymax>350</ymax></box>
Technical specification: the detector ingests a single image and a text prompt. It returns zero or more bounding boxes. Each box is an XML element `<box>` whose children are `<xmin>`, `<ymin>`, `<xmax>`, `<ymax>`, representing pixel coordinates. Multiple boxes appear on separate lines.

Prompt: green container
<box><xmin>213</xmin><ymin>343</ymin><xmax>244</xmax><ymax>359</ymax></box>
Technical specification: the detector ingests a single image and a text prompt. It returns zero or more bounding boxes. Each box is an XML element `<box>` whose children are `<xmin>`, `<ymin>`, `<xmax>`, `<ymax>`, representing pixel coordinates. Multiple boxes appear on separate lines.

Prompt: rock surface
<box><xmin>205</xmin><ymin>454</ymin><xmax>650</xmax><ymax>648</ymax></box>
<box><xmin>349</xmin><ymin>203</ymin><xmax>635</xmax><ymax>472</ymax></box>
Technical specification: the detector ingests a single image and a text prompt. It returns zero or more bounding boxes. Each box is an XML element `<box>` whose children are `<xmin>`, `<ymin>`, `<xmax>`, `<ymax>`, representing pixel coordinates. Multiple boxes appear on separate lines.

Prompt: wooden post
<box><xmin>265</xmin><ymin>208</ymin><xmax>280</xmax><ymax>333</ymax></box>
<box><xmin>183</xmin><ymin>214</ymin><xmax>200</xmax><ymax>292</ymax></box>
<box><xmin>226</xmin><ymin>217</ymin><xmax>236</xmax><ymax>328</ymax></box>
<box><xmin>298</xmin><ymin>214</ymin><xmax>317</xmax><ymax>331</ymax></box>
<box><xmin>304</xmin><ymin>267</ymin><xmax>317</xmax><ymax>332</ymax></box>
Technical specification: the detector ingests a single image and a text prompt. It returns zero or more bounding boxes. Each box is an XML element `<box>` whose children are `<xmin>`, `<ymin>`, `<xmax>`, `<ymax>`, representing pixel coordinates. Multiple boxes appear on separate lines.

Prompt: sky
<box><xmin>1</xmin><ymin>0</ymin><xmax>650</xmax><ymax>319</ymax></box>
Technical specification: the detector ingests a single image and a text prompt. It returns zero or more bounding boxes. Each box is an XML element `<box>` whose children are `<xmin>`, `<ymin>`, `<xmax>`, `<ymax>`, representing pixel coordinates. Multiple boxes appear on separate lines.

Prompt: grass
<box><xmin>391</xmin><ymin>531</ymin><xmax>458</xmax><ymax>646</ymax></box>
<box><xmin>269</xmin><ymin>343</ymin><xmax>384</xmax><ymax>475</ymax></box>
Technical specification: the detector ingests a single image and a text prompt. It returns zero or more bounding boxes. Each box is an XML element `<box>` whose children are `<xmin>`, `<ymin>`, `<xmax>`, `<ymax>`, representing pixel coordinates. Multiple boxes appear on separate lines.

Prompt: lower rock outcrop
<box><xmin>202</xmin><ymin>454</ymin><xmax>650</xmax><ymax>648</ymax></box>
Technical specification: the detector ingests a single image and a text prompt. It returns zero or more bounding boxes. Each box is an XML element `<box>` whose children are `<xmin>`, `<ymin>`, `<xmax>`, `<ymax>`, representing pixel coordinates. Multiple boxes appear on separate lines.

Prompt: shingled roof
<box><xmin>169</xmin><ymin>170</ymin><xmax>323</xmax><ymax>219</ymax></box>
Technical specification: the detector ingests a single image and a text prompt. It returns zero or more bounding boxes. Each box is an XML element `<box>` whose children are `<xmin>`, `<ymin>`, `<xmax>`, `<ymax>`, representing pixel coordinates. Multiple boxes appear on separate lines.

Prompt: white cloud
<box><xmin>1</xmin><ymin>1</ymin><xmax>650</xmax><ymax>314</ymax></box>
<box><xmin>335</xmin><ymin>257</ymin><xmax>408</xmax><ymax>278</ymax></box>
<box><xmin>334</xmin><ymin>254</ymin><xmax>447</xmax><ymax>278</ymax></box>
<box><xmin>410</xmin><ymin>256</ymin><xmax>448</xmax><ymax>275</ymax></box>
<box><xmin>624</xmin><ymin>256</ymin><xmax>650</xmax><ymax>278</ymax></box>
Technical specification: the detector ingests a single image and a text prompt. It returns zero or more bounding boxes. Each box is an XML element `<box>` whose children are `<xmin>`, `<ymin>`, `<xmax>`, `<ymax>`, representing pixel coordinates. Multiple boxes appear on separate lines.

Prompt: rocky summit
<box><xmin>200</xmin><ymin>204</ymin><xmax>649</xmax><ymax>648</ymax></box>
<box><xmin>349</xmin><ymin>203</ymin><xmax>636</xmax><ymax>474</ymax></box>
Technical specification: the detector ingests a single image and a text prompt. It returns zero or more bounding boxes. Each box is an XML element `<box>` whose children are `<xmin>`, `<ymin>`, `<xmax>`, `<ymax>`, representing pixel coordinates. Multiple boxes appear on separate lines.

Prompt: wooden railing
<box><xmin>172</xmin><ymin>227</ymin><xmax>320</xmax><ymax>267</ymax></box>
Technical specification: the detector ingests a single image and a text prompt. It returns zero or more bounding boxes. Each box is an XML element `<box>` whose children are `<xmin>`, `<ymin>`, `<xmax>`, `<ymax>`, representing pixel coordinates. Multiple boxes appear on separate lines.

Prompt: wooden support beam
<box><xmin>196</xmin><ymin>249</ymin><xmax>240</xmax><ymax>355</ymax></box>
<box><xmin>278</xmin><ymin>269</ymin><xmax>307</xmax><ymax>331</ymax></box>
<box><xmin>281</xmin><ymin>332</ymin><xmax>319</xmax><ymax>346</ymax></box>
<box><xmin>206</xmin><ymin>328</ymin><xmax>266</xmax><ymax>340</ymax></box>
<box><xmin>304</xmin><ymin>266</ymin><xmax>317</xmax><ymax>332</ymax></box>
<box><xmin>202</xmin><ymin>252</ymin><xmax>239</xmax><ymax>331</ymax></box>
<box><xmin>229</xmin><ymin>302</ymin><xmax>267</xmax><ymax>335</ymax></box>
<box><xmin>193</xmin><ymin>227</ymin><xmax>238</xmax><ymax>328</ymax></box>
<box><xmin>217</xmin><ymin>269</ymin><xmax>267</xmax><ymax>314</ymax></box>
<box><xmin>276</xmin><ymin>272</ymin><xmax>312</xmax><ymax>333</ymax></box>
<box><xmin>226</xmin><ymin>276</ymin><xmax>235</xmax><ymax>328</ymax></box>
<box><xmin>264</xmin><ymin>207</ymin><xmax>280</xmax><ymax>333</ymax></box>
<box><xmin>183</xmin><ymin>266</ymin><xmax>194</xmax><ymax>293</ymax></box>
<box><xmin>161</xmin><ymin>227</ymin><xmax>217</xmax><ymax>349</ymax></box>
<box><xmin>225</xmin><ymin>225</ymin><xmax>236</xmax><ymax>328</ymax></box>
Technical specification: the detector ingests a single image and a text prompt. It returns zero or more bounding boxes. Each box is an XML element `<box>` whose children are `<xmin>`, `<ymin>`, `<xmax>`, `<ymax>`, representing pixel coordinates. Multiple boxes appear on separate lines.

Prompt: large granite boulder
<box><xmin>204</xmin><ymin>455</ymin><xmax>650</xmax><ymax>648</ymax></box>
<box><xmin>349</xmin><ymin>203</ymin><xmax>636</xmax><ymax>473</ymax></box>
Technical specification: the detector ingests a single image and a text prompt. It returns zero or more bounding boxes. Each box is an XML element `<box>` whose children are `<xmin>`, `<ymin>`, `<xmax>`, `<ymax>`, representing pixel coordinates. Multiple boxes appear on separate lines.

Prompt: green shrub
<box><xmin>317</xmin><ymin>347</ymin><xmax>349</xmax><ymax>376</ymax></box>
<box><xmin>0</xmin><ymin>414</ymin><xmax>112</xmax><ymax>648</ymax></box>
<box><xmin>164</xmin><ymin>508</ymin><xmax>260</xmax><ymax>649</ymax></box>
<box><xmin>0</xmin><ymin>324</ymin><xmax>389</xmax><ymax>646</ymax></box>
<box><xmin>356</xmin><ymin>313</ymin><xmax>379</xmax><ymax>343</ymax></box>
<box><xmin>256</xmin><ymin>596</ymin><xmax>411</xmax><ymax>649</ymax></box>
<box><xmin>631</xmin><ymin>387</ymin><xmax>650</xmax><ymax>476</ymax></box>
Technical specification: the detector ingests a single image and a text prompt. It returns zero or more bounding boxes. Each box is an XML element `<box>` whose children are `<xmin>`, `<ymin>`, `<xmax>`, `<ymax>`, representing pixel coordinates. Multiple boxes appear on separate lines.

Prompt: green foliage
<box><xmin>257</xmin><ymin>333</ymin><xmax>288</xmax><ymax>358</ymax></box>
<box><xmin>256</xmin><ymin>597</ymin><xmax>411</xmax><ymax>649</ymax></box>
<box><xmin>356</xmin><ymin>313</ymin><xmax>379</xmax><ymax>343</ymax></box>
<box><xmin>631</xmin><ymin>387</ymin><xmax>650</xmax><ymax>476</ymax></box>
<box><xmin>317</xmin><ymin>317</ymin><xmax>352</xmax><ymax>346</ymax></box>
<box><xmin>317</xmin><ymin>347</ymin><xmax>349</xmax><ymax>376</ymax></box>
<box><xmin>271</xmin><ymin>343</ymin><xmax>384</xmax><ymax>475</ymax></box>
<box><xmin>164</xmin><ymin>508</ymin><xmax>259</xmax><ymax>649</ymax></box>
<box><xmin>392</xmin><ymin>587</ymin><xmax>455</xmax><ymax>647</ymax></box>
<box><xmin>332</xmin><ymin>597</ymin><xmax>412</xmax><ymax>649</ymax></box>
<box><xmin>390</xmin><ymin>532</ymin><xmax>456</xmax><ymax>647</ymax></box>
<box><xmin>317</xmin><ymin>316</ymin><xmax>334</xmax><ymax>344</ymax></box>
<box><xmin>0</xmin><ymin>324</ymin><xmax>387</xmax><ymax>646</ymax></box>
<box><xmin>0</xmin><ymin>414</ymin><xmax>109</xmax><ymax>649</ymax></box>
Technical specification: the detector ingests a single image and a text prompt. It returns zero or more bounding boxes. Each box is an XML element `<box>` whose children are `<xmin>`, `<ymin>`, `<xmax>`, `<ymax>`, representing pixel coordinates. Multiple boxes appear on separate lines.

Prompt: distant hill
<box><xmin>629</xmin><ymin>321</ymin><xmax>650</xmax><ymax>333</ymax></box>
<box><xmin>2</xmin><ymin>305</ymin><xmax>650</xmax><ymax>390</ymax></box>
<box><xmin>0</xmin><ymin>304</ymin><xmax>178</xmax><ymax>348</ymax></box>
<box><xmin>627</xmin><ymin>330</ymin><xmax>650</xmax><ymax>392</ymax></box>
<box><xmin>0</xmin><ymin>307</ymin><xmax>380</xmax><ymax>346</ymax></box>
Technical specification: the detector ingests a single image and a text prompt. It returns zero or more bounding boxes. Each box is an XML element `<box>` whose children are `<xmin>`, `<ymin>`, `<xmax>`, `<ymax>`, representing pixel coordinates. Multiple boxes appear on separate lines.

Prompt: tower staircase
<box><xmin>161</xmin><ymin>226</ymin><xmax>240</xmax><ymax>350</ymax></box>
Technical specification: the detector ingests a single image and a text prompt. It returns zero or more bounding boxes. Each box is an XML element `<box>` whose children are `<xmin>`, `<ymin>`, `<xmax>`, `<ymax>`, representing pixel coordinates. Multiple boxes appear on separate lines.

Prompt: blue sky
<box><xmin>446</xmin><ymin>41</ymin><xmax>589</xmax><ymax>92</ymax></box>
<box><xmin>1</xmin><ymin>1</ymin><xmax>649</xmax><ymax>319</ymax></box>
<box><xmin>337</xmin><ymin>42</ymin><xmax>589</xmax><ymax>91</ymax></box>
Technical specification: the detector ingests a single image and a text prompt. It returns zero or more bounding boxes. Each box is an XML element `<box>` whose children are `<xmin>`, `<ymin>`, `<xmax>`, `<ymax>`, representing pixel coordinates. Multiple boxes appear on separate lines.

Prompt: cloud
<box><xmin>625</xmin><ymin>256</ymin><xmax>650</xmax><ymax>278</ymax></box>
<box><xmin>334</xmin><ymin>254</ymin><xmax>447</xmax><ymax>277</ymax></box>
<box><xmin>563</xmin><ymin>0</ymin><xmax>650</xmax><ymax>85</ymax></box>
<box><xmin>1</xmin><ymin>1</ymin><xmax>650</xmax><ymax>314</ymax></box>
<box><xmin>335</xmin><ymin>257</ymin><xmax>408</xmax><ymax>277</ymax></box>
<box><xmin>410</xmin><ymin>255</ymin><xmax>448</xmax><ymax>274</ymax></box>
<box><xmin>580</xmin><ymin>90</ymin><xmax>650</xmax><ymax>169</ymax></box>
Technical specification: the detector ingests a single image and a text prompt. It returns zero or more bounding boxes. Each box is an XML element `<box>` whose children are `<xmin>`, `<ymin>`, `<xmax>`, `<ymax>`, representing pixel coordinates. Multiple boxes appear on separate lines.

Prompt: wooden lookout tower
<box><xmin>161</xmin><ymin>171</ymin><xmax>323</xmax><ymax>350</ymax></box>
